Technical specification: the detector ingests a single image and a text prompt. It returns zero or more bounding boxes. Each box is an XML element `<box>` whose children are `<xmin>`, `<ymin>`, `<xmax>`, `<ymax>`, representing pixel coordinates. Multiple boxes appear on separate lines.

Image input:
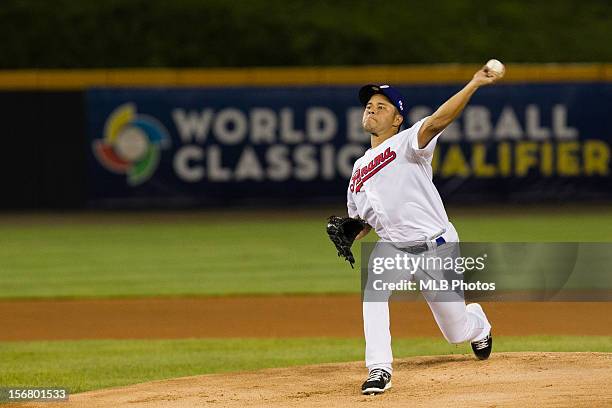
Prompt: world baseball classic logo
<box><xmin>93</xmin><ymin>103</ymin><xmax>170</xmax><ymax>186</ymax></box>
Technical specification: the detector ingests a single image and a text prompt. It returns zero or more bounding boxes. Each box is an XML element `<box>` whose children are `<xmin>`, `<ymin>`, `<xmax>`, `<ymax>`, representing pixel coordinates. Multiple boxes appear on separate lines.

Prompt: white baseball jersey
<box><xmin>347</xmin><ymin>117</ymin><xmax>457</xmax><ymax>242</ymax></box>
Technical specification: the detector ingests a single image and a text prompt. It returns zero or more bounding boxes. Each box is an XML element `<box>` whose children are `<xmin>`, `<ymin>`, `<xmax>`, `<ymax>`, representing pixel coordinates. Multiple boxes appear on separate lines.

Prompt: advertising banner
<box><xmin>86</xmin><ymin>83</ymin><xmax>611</xmax><ymax>207</ymax></box>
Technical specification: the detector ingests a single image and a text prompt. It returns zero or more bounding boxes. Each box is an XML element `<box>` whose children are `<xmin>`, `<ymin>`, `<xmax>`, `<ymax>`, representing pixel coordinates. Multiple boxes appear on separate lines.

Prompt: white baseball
<box><xmin>485</xmin><ymin>59</ymin><xmax>505</xmax><ymax>77</ymax></box>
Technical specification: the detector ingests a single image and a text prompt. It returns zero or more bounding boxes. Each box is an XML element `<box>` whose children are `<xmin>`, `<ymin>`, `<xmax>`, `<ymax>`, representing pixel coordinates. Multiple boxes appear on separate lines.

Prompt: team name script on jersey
<box><xmin>350</xmin><ymin>147</ymin><xmax>397</xmax><ymax>192</ymax></box>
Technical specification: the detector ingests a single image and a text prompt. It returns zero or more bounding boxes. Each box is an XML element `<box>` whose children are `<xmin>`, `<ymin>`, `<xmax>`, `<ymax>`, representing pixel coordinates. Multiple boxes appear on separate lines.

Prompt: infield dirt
<box><xmin>15</xmin><ymin>352</ymin><xmax>612</xmax><ymax>408</ymax></box>
<box><xmin>1</xmin><ymin>296</ymin><xmax>611</xmax><ymax>340</ymax></box>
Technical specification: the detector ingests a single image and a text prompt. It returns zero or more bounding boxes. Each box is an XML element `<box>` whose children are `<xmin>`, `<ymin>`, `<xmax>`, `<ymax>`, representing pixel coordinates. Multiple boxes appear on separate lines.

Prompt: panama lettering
<box><xmin>350</xmin><ymin>147</ymin><xmax>397</xmax><ymax>192</ymax></box>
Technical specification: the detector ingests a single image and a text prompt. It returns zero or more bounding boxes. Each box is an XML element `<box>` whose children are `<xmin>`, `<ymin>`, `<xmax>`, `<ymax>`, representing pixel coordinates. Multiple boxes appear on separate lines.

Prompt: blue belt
<box><xmin>435</xmin><ymin>236</ymin><xmax>446</xmax><ymax>246</ymax></box>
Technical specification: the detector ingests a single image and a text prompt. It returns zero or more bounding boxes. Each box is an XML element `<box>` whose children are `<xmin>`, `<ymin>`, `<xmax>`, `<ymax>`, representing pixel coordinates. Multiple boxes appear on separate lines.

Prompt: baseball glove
<box><xmin>326</xmin><ymin>216</ymin><xmax>368</xmax><ymax>268</ymax></box>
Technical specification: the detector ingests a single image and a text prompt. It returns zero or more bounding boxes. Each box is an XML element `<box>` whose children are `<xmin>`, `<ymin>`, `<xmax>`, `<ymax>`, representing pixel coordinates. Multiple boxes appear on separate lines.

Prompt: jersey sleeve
<box><xmin>347</xmin><ymin>185</ymin><xmax>359</xmax><ymax>218</ymax></box>
<box><xmin>403</xmin><ymin>116</ymin><xmax>443</xmax><ymax>162</ymax></box>
<box><xmin>347</xmin><ymin>160</ymin><xmax>359</xmax><ymax>218</ymax></box>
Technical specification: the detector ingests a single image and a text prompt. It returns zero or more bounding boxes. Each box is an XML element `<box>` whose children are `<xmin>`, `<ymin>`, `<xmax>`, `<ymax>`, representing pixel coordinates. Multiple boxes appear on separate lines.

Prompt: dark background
<box><xmin>0</xmin><ymin>92</ymin><xmax>86</xmax><ymax>209</ymax></box>
<box><xmin>0</xmin><ymin>0</ymin><xmax>609</xmax><ymax>209</ymax></box>
<box><xmin>1</xmin><ymin>0</ymin><xmax>610</xmax><ymax>68</ymax></box>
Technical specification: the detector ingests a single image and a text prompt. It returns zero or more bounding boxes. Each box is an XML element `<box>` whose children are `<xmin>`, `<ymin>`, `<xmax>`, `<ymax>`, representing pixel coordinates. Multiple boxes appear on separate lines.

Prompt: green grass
<box><xmin>0</xmin><ymin>336</ymin><xmax>610</xmax><ymax>393</ymax></box>
<box><xmin>1</xmin><ymin>209</ymin><xmax>611</xmax><ymax>298</ymax></box>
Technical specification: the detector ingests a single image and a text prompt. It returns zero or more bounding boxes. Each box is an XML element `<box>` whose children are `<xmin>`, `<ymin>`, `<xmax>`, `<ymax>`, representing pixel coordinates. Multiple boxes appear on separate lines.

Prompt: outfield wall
<box><xmin>0</xmin><ymin>92</ymin><xmax>86</xmax><ymax>209</ymax></box>
<box><xmin>0</xmin><ymin>65</ymin><xmax>610</xmax><ymax>209</ymax></box>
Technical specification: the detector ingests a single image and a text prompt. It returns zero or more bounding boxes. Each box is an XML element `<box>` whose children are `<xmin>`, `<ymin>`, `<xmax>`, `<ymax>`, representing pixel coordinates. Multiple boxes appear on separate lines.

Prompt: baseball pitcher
<box><xmin>327</xmin><ymin>63</ymin><xmax>503</xmax><ymax>395</ymax></box>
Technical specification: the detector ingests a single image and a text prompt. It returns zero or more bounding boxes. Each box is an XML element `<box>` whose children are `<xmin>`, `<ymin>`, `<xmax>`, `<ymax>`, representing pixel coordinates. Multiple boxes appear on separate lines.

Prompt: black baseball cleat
<box><xmin>361</xmin><ymin>369</ymin><xmax>392</xmax><ymax>395</ymax></box>
<box><xmin>467</xmin><ymin>303</ymin><xmax>493</xmax><ymax>360</ymax></box>
<box><xmin>471</xmin><ymin>333</ymin><xmax>493</xmax><ymax>360</ymax></box>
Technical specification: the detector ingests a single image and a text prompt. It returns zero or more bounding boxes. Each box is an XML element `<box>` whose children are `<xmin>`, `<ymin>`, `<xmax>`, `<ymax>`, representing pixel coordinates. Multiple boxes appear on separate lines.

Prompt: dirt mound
<box><xmin>18</xmin><ymin>352</ymin><xmax>612</xmax><ymax>408</ymax></box>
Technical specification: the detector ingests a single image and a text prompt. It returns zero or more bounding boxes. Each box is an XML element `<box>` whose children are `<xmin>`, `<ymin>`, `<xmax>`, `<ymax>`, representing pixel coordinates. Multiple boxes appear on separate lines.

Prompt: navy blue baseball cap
<box><xmin>359</xmin><ymin>84</ymin><xmax>406</xmax><ymax>119</ymax></box>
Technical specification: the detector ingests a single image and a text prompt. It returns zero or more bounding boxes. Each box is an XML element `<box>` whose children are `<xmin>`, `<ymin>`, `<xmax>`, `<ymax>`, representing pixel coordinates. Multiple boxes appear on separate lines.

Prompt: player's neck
<box><xmin>370</xmin><ymin>128</ymin><xmax>399</xmax><ymax>149</ymax></box>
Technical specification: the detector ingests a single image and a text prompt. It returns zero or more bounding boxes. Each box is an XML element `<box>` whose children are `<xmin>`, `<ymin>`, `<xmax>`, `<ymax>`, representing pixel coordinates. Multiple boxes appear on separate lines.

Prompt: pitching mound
<box><xmin>20</xmin><ymin>352</ymin><xmax>612</xmax><ymax>408</ymax></box>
